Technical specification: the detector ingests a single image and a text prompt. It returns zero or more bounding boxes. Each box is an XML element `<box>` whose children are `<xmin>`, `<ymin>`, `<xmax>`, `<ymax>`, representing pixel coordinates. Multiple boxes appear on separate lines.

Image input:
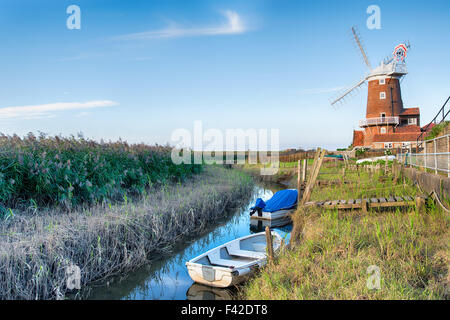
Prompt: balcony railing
<box><xmin>359</xmin><ymin>116</ymin><xmax>399</xmax><ymax>127</ymax></box>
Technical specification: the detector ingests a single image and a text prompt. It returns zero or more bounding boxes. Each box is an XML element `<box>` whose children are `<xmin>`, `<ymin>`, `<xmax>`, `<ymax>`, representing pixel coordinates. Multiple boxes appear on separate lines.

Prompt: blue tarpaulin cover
<box><xmin>251</xmin><ymin>189</ymin><xmax>298</xmax><ymax>213</ymax></box>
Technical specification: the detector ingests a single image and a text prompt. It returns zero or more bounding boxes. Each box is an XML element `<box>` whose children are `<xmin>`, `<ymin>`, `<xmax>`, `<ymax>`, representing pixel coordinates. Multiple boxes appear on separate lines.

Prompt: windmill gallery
<box><xmin>331</xmin><ymin>27</ymin><xmax>433</xmax><ymax>150</ymax></box>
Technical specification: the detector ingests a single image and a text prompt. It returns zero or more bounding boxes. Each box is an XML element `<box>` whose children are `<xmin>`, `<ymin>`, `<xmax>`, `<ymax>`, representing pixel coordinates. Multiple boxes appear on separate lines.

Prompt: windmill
<box><xmin>331</xmin><ymin>26</ymin><xmax>411</xmax><ymax>108</ymax></box>
<box><xmin>331</xmin><ymin>27</ymin><xmax>422</xmax><ymax>150</ymax></box>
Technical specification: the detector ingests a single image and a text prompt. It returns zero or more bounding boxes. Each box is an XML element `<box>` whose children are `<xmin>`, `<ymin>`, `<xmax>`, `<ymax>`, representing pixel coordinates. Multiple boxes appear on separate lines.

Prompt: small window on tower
<box><xmin>379</xmin><ymin>79</ymin><xmax>386</xmax><ymax>85</ymax></box>
<box><xmin>408</xmin><ymin>118</ymin><xmax>417</xmax><ymax>125</ymax></box>
<box><xmin>380</xmin><ymin>127</ymin><xmax>386</xmax><ymax>134</ymax></box>
<box><xmin>380</xmin><ymin>92</ymin><xmax>386</xmax><ymax>99</ymax></box>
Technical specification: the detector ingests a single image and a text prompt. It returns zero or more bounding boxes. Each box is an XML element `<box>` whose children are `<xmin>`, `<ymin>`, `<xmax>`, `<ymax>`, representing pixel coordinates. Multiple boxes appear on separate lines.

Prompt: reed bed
<box><xmin>0</xmin><ymin>133</ymin><xmax>201</xmax><ymax>211</ymax></box>
<box><xmin>0</xmin><ymin>166</ymin><xmax>254</xmax><ymax>300</ymax></box>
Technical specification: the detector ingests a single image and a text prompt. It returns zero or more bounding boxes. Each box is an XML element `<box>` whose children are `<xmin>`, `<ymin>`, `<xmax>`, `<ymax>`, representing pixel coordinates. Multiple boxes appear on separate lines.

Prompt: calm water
<box><xmin>87</xmin><ymin>182</ymin><xmax>292</xmax><ymax>300</ymax></box>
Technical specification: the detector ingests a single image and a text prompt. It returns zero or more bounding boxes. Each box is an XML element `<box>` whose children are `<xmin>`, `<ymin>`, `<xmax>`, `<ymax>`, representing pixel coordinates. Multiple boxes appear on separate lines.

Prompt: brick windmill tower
<box><xmin>332</xmin><ymin>27</ymin><xmax>426</xmax><ymax>149</ymax></box>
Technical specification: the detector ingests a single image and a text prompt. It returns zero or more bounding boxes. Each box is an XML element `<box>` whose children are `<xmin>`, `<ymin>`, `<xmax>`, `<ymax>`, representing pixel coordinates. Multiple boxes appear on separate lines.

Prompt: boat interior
<box><xmin>193</xmin><ymin>234</ymin><xmax>276</xmax><ymax>268</ymax></box>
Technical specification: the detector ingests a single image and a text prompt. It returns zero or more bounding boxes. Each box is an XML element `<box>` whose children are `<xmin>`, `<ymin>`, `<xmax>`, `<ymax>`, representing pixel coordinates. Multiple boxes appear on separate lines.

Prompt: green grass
<box><xmin>241</xmin><ymin>164</ymin><xmax>449</xmax><ymax>300</ymax></box>
<box><xmin>0</xmin><ymin>133</ymin><xmax>202</xmax><ymax>211</ymax></box>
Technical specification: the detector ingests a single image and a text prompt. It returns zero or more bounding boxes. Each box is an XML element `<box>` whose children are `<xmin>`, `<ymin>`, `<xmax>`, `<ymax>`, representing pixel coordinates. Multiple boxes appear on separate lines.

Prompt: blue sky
<box><xmin>0</xmin><ymin>0</ymin><xmax>449</xmax><ymax>150</ymax></box>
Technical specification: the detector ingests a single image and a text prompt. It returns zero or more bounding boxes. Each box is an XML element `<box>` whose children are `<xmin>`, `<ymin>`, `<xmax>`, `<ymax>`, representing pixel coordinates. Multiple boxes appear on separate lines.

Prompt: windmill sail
<box><xmin>351</xmin><ymin>26</ymin><xmax>372</xmax><ymax>70</ymax></box>
<box><xmin>331</xmin><ymin>78</ymin><xmax>366</xmax><ymax>106</ymax></box>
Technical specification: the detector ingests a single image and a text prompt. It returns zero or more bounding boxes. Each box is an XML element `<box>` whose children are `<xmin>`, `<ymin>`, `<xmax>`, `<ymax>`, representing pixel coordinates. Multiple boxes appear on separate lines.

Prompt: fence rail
<box><xmin>359</xmin><ymin>116</ymin><xmax>399</xmax><ymax>127</ymax></box>
<box><xmin>397</xmin><ymin>133</ymin><xmax>450</xmax><ymax>177</ymax></box>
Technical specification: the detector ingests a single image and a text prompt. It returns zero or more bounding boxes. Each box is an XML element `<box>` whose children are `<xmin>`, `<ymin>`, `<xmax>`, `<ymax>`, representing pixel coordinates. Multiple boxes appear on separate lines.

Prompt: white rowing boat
<box><xmin>186</xmin><ymin>231</ymin><xmax>283</xmax><ymax>288</ymax></box>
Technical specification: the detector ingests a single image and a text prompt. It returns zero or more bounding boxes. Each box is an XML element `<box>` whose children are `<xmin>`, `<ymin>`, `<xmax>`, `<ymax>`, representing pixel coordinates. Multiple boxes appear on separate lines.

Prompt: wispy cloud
<box><xmin>299</xmin><ymin>87</ymin><xmax>346</xmax><ymax>95</ymax></box>
<box><xmin>0</xmin><ymin>100</ymin><xmax>119</xmax><ymax>120</ymax></box>
<box><xmin>56</xmin><ymin>53</ymin><xmax>105</xmax><ymax>62</ymax></box>
<box><xmin>115</xmin><ymin>10</ymin><xmax>247</xmax><ymax>40</ymax></box>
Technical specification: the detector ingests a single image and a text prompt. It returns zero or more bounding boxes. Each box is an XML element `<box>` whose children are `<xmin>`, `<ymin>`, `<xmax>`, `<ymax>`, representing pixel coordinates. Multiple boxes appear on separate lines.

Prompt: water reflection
<box><xmin>249</xmin><ymin>217</ymin><xmax>292</xmax><ymax>233</ymax></box>
<box><xmin>88</xmin><ymin>182</ymin><xmax>291</xmax><ymax>300</ymax></box>
<box><xmin>186</xmin><ymin>283</ymin><xmax>236</xmax><ymax>300</ymax></box>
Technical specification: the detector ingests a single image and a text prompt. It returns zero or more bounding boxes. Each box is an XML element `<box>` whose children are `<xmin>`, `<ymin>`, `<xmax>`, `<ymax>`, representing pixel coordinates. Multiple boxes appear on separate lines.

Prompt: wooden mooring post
<box><xmin>415</xmin><ymin>196</ymin><xmax>426</xmax><ymax>213</ymax></box>
<box><xmin>265</xmin><ymin>226</ymin><xmax>274</xmax><ymax>263</ymax></box>
<box><xmin>385</xmin><ymin>155</ymin><xmax>388</xmax><ymax>175</ymax></box>
<box><xmin>302</xmin><ymin>159</ymin><xmax>307</xmax><ymax>183</ymax></box>
<box><xmin>297</xmin><ymin>160</ymin><xmax>301</xmax><ymax>195</ymax></box>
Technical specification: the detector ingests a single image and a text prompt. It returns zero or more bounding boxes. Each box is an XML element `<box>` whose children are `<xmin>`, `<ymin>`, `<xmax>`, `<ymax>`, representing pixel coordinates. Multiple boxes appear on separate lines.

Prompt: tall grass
<box><xmin>0</xmin><ymin>133</ymin><xmax>201</xmax><ymax>210</ymax></box>
<box><xmin>242</xmin><ymin>207</ymin><xmax>448</xmax><ymax>299</ymax></box>
<box><xmin>241</xmin><ymin>163</ymin><xmax>449</xmax><ymax>300</ymax></box>
<box><xmin>0</xmin><ymin>166</ymin><xmax>254</xmax><ymax>300</ymax></box>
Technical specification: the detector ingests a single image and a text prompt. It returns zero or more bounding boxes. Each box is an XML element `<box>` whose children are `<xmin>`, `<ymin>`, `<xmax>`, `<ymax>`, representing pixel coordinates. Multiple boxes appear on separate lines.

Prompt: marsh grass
<box><xmin>0</xmin><ymin>133</ymin><xmax>201</xmax><ymax>210</ymax></box>
<box><xmin>241</xmin><ymin>164</ymin><xmax>449</xmax><ymax>300</ymax></box>
<box><xmin>0</xmin><ymin>166</ymin><xmax>254</xmax><ymax>300</ymax></box>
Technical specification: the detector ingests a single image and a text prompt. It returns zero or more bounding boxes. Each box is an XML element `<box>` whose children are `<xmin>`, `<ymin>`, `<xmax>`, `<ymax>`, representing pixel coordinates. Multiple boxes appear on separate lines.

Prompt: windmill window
<box><xmin>408</xmin><ymin>118</ymin><xmax>417</xmax><ymax>125</ymax></box>
<box><xmin>380</xmin><ymin>127</ymin><xmax>386</xmax><ymax>134</ymax></box>
<box><xmin>380</xmin><ymin>92</ymin><xmax>386</xmax><ymax>100</ymax></box>
<box><xmin>379</xmin><ymin>79</ymin><xmax>386</xmax><ymax>85</ymax></box>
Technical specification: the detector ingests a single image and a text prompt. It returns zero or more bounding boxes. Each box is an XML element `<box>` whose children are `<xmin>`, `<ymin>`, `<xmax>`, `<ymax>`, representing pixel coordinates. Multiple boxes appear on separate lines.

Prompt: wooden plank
<box><xmin>336</xmin><ymin>204</ymin><xmax>355</xmax><ymax>209</ymax></box>
<box><xmin>331</xmin><ymin>200</ymin><xmax>339</xmax><ymax>206</ymax></box>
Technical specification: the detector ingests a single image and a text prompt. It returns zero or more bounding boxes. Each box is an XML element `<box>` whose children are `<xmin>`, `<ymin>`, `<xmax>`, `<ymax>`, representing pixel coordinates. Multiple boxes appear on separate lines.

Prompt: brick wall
<box><xmin>366</xmin><ymin>77</ymin><xmax>403</xmax><ymax>118</ymax></box>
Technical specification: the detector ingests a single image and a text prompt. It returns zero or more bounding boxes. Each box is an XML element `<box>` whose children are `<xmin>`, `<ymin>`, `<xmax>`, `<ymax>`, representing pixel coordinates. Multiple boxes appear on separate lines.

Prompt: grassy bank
<box><xmin>241</xmin><ymin>164</ymin><xmax>449</xmax><ymax>300</ymax></box>
<box><xmin>0</xmin><ymin>166</ymin><xmax>254</xmax><ymax>300</ymax></box>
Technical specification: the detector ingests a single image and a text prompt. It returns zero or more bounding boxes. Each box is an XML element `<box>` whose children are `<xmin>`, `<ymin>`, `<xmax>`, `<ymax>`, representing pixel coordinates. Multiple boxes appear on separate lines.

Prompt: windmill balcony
<box><xmin>359</xmin><ymin>116</ymin><xmax>399</xmax><ymax>127</ymax></box>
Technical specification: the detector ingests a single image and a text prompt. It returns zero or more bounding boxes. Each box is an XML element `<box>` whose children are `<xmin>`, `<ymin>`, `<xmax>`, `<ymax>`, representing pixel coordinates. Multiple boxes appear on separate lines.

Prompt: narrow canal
<box><xmin>87</xmin><ymin>181</ymin><xmax>292</xmax><ymax>300</ymax></box>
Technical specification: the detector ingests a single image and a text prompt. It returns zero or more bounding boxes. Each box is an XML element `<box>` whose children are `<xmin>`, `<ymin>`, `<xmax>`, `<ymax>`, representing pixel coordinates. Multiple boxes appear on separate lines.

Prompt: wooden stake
<box><xmin>301</xmin><ymin>149</ymin><xmax>326</xmax><ymax>205</ymax></box>
<box><xmin>265</xmin><ymin>226</ymin><xmax>274</xmax><ymax>263</ymax></box>
<box><xmin>415</xmin><ymin>196</ymin><xmax>426</xmax><ymax>212</ymax></box>
<box><xmin>385</xmin><ymin>155</ymin><xmax>388</xmax><ymax>175</ymax></box>
<box><xmin>362</xmin><ymin>199</ymin><xmax>368</xmax><ymax>214</ymax></box>
<box><xmin>297</xmin><ymin>160</ymin><xmax>301</xmax><ymax>192</ymax></box>
<box><xmin>302</xmin><ymin>159</ymin><xmax>307</xmax><ymax>183</ymax></box>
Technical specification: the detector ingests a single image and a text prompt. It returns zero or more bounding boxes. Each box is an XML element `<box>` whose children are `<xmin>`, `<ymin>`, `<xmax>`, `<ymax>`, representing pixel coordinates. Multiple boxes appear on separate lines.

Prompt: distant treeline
<box><xmin>189</xmin><ymin>149</ymin><xmax>318</xmax><ymax>164</ymax></box>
